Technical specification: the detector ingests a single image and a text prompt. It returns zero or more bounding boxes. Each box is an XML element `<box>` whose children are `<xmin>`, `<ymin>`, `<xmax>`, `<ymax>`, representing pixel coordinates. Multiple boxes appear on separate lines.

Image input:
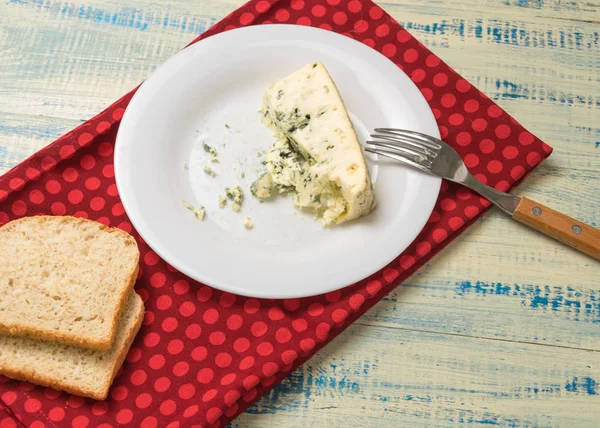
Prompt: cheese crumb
<box><xmin>203</xmin><ymin>143</ymin><xmax>219</xmax><ymax>163</ymax></box>
<box><xmin>225</xmin><ymin>186</ymin><xmax>244</xmax><ymax>212</ymax></box>
<box><xmin>243</xmin><ymin>217</ymin><xmax>253</xmax><ymax>229</ymax></box>
<box><xmin>218</xmin><ymin>195</ymin><xmax>227</xmax><ymax>208</ymax></box>
<box><xmin>193</xmin><ymin>206</ymin><xmax>206</xmax><ymax>220</ymax></box>
<box><xmin>203</xmin><ymin>143</ymin><xmax>217</xmax><ymax>157</ymax></box>
<box><xmin>204</xmin><ymin>165</ymin><xmax>216</xmax><ymax>177</ymax></box>
<box><xmin>182</xmin><ymin>200</ymin><xmax>205</xmax><ymax>221</ymax></box>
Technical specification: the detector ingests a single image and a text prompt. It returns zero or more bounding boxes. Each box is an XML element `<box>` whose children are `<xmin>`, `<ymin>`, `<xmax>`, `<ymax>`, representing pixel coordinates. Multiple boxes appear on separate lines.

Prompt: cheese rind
<box><xmin>256</xmin><ymin>62</ymin><xmax>375</xmax><ymax>225</ymax></box>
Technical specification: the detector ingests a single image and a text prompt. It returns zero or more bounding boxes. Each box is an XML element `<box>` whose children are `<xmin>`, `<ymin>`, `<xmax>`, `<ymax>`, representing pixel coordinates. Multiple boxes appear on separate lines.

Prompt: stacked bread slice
<box><xmin>0</xmin><ymin>216</ymin><xmax>144</xmax><ymax>400</ymax></box>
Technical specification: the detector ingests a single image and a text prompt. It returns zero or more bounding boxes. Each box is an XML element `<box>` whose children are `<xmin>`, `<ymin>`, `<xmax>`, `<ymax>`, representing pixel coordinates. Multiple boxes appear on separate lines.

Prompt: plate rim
<box><xmin>115</xmin><ymin>24</ymin><xmax>441</xmax><ymax>298</ymax></box>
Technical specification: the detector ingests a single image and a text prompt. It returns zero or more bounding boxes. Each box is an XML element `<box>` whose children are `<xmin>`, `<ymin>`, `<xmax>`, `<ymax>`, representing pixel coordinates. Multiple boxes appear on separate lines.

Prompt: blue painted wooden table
<box><xmin>0</xmin><ymin>0</ymin><xmax>598</xmax><ymax>426</ymax></box>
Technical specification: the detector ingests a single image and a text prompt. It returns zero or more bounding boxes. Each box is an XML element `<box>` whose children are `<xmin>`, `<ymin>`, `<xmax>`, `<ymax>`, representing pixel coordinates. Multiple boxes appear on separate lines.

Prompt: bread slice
<box><xmin>0</xmin><ymin>292</ymin><xmax>144</xmax><ymax>400</ymax></box>
<box><xmin>0</xmin><ymin>216</ymin><xmax>140</xmax><ymax>350</ymax></box>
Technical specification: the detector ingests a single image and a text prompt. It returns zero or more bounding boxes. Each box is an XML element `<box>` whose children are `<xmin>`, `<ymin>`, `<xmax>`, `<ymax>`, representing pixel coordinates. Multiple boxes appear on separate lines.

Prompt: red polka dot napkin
<box><xmin>0</xmin><ymin>0</ymin><xmax>552</xmax><ymax>427</ymax></box>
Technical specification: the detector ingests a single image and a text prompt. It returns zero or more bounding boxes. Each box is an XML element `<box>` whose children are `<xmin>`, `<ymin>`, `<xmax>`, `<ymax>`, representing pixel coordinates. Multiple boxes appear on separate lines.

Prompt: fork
<box><xmin>366</xmin><ymin>128</ymin><xmax>600</xmax><ymax>261</ymax></box>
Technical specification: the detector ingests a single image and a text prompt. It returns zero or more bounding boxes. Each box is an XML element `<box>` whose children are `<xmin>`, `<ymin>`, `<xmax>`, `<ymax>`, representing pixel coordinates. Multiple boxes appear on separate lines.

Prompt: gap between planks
<box><xmin>355</xmin><ymin>320</ymin><xmax>600</xmax><ymax>353</ymax></box>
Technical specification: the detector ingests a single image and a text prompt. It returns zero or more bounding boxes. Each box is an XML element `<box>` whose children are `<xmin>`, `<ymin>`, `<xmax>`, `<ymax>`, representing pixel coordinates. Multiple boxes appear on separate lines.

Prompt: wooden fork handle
<box><xmin>513</xmin><ymin>197</ymin><xmax>600</xmax><ymax>261</ymax></box>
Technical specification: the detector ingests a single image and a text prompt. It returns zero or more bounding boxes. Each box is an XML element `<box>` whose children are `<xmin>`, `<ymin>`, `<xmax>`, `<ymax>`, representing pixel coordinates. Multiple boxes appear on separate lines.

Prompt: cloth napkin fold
<box><xmin>0</xmin><ymin>0</ymin><xmax>552</xmax><ymax>426</ymax></box>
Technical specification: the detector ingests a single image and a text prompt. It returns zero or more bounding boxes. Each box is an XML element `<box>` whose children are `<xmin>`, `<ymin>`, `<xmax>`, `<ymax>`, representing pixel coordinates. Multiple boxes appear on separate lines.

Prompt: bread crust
<box><xmin>0</xmin><ymin>293</ymin><xmax>144</xmax><ymax>400</ymax></box>
<box><xmin>0</xmin><ymin>216</ymin><xmax>140</xmax><ymax>351</ymax></box>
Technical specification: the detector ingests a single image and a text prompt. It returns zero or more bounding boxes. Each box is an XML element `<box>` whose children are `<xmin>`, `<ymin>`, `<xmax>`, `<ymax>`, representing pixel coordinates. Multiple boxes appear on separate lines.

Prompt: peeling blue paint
<box><xmin>457</xmin><ymin>281</ymin><xmax>600</xmax><ymax>322</ymax></box>
<box><xmin>400</xmin><ymin>16</ymin><xmax>598</xmax><ymax>50</ymax></box>
<box><xmin>491</xmin><ymin>79</ymin><xmax>600</xmax><ymax>107</ymax></box>
<box><xmin>477</xmin><ymin>419</ymin><xmax>500</xmax><ymax>425</ymax></box>
<box><xmin>457</xmin><ymin>412</ymin><xmax>506</xmax><ymax>425</ymax></box>
<box><xmin>572</xmin><ymin>127</ymin><xmax>600</xmax><ymax>144</ymax></box>
<box><xmin>0</xmin><ymin>145</ymin><xmax>23</xmax><ymax>170</ymax></box>
<box><xmin>239</xmin><ymin>363</ymin><xmax>598</xmax><ymax>423</ymax></box>
<box><xmin>9</xmin><ymin>0</ymin><xmax>599</xmax><ymax>51</ymax></box>
<box><xmin>8</xmin><ymin>0</ymin><xmax>217</xmax><ymax>34</ymax></box>
<box><xmin>0</xmin><ymin>122</ymin><xmax>70</xmax><ymax>140</ymax></box>
<box><xmin>517</xmin><ymin>377</ymin><xmax>599</xmax><ymax>397</ymax></box>
<box><xmin>565</xmin><ymin>377</ymin><xmax>598</xmax><ymax>395</ymax></box>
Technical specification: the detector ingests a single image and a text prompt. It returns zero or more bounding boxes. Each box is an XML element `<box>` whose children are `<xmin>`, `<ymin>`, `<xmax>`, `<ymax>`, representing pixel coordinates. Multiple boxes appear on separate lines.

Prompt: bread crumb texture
<box><xmin>0</xmin><ymin>216</ymin><xmax>140</xmax><ymax>350</ymax></box>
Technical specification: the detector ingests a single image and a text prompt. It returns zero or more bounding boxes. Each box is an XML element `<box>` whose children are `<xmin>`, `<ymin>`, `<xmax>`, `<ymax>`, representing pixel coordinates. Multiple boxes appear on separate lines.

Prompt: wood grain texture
<box><xmin>0</xmin><ymin>0</ymin><xmax>599</xmax><ymax>426</ymax></box>
<box><xmin>514</xmin><ymin>196</ymin><xmax>600</xmax><ymax>260</ymax></box>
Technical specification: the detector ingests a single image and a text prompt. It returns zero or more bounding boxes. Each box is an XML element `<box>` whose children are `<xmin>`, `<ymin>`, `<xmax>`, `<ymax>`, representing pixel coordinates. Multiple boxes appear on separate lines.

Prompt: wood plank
<box><xmin>234</xmin><ymin>322</ymin><xmax>600</xmax><ymax>427</ymax></box>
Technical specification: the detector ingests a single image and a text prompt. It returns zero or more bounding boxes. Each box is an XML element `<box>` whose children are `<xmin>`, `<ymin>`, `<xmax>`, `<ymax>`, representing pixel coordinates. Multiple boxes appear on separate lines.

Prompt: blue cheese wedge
<box><xmin>256</xmin><ymin>61</ymin><xmax>376</xmax><ymax>225</ymax></box>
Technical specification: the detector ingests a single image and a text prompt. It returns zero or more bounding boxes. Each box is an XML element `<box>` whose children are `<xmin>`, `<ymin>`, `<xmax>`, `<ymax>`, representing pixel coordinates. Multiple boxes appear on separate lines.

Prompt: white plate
<box><xmin>115</xmin><ymin>24</ymin><xmax>441</xmax><ymax>299</ymax></box>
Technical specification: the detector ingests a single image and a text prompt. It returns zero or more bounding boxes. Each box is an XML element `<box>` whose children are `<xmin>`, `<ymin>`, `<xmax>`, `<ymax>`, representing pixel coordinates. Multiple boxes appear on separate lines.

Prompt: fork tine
<box><xmin>365</xmin><ymin>147</ymin><xmax>433</xmax><ymax>174</ymax></box>
<box><xmin>374</xmin><ymin>128</ymin><xmax>442</xmax><ymax>150</ymax></box>
<box><xmin>393</xmin><ymin>129</ymin><xmax>443</xmax><ymax>146</ymax></box>
<box><xmin>367</xmin><ymin>140</ymin><xmax>434</xmax><ymax>164</ymax></box>
<box><xmin>370</xmin><ymin>134</ymin><xmax>437</xmax><ymax>156</ymax></box>
<box><xmin>374</xmin><ymin>127</ymin><xmax>440</xmax><ymax>141</ymax></box>
<box><xmin>374</xmin><ymin>129</ymin><xmax>441</xmax><ymax>150</ymax></box>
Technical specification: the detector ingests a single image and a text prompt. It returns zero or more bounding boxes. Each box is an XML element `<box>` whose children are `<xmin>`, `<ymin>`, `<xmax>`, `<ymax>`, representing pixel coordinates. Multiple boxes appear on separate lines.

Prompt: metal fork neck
<box><xmin>462</xmin><ymin>174</ymin><xmax>521</xmax><ymax>215</ymax></box>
